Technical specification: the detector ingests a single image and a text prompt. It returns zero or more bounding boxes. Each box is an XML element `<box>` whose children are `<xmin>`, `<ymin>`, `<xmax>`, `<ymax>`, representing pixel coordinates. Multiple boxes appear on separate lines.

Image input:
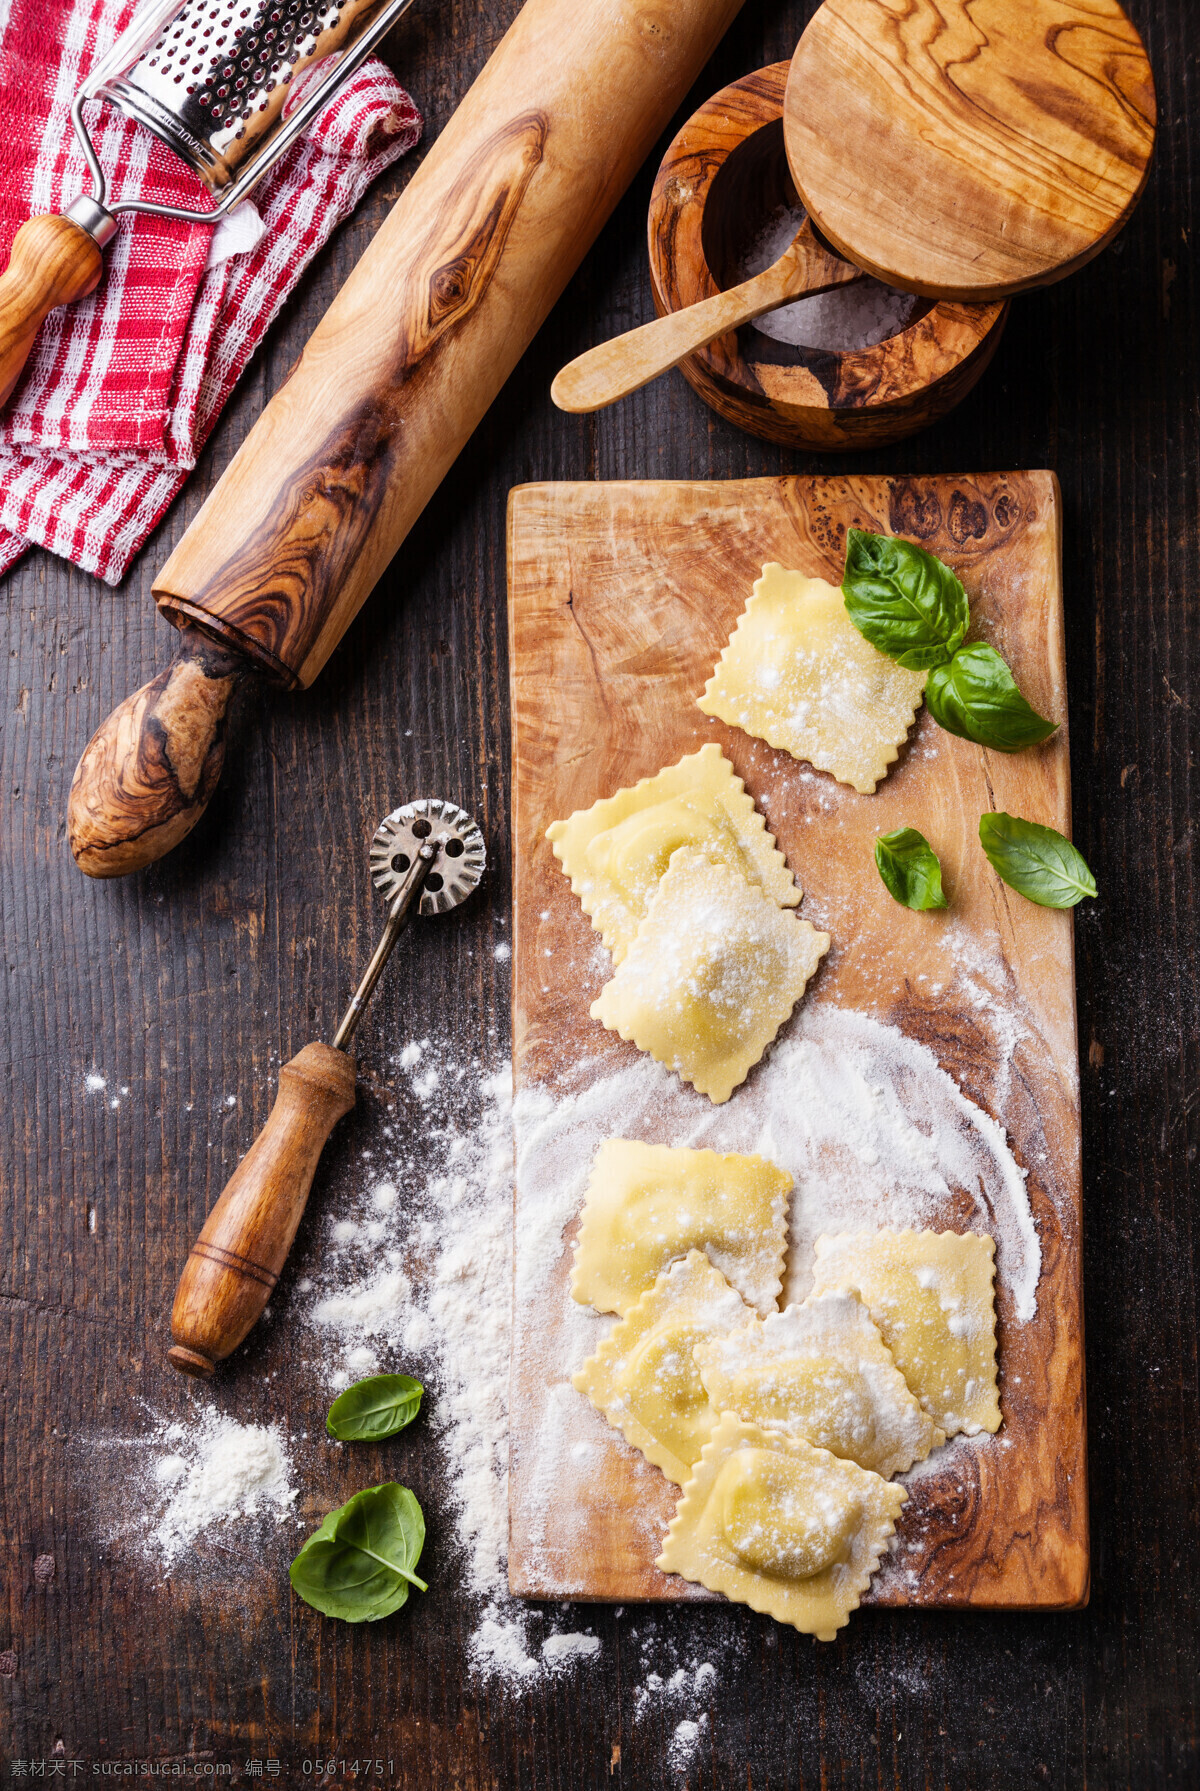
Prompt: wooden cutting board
<box><xmin>507</xmin><ymin>473</ymin><xmax>1087</xmax><ymax>1608</ymax></box>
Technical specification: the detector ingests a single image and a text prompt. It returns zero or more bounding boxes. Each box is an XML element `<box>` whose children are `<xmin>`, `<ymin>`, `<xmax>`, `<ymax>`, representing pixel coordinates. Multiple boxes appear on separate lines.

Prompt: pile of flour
<box><xmin>91</xmin><ymin>1406</ymin><xmax>297</xmax><ymax>1570</ymax></box>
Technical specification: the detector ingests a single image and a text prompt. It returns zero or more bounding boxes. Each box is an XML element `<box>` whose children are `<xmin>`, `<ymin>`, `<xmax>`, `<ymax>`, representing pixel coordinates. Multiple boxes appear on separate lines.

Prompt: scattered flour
<box><xmin>78</xmin><ymin>984</ymin><xmax>1039</xmax><ymax>1708</ymax></box>
<box><xmin>543</xmin><ymin>1631</ymin><xmax>601</xmax><ymax>1665</ymax></box>
<box><xmin>668</xmin><ymin>1715</ymin><xmax>708</xmax><ymax>1773</ymax></box>
<box><xmin>625</xmin><ymin>1642</ymin><xmax>722</xmax><ymax>1758</ymax></box>
<box><xmin>89</xmin><ymin>1406</ymin><xmax>297</xmax><ymax>1570</ymax></box>
<box><xmin>470</xmin><ymin>1607</ymin><xmax>541</xmax><ymax>1683</ymax></box>
<box><xmin>296</xmin><ymin>1044</ymin><xmax>562</xmax><ymax>1688</ymax></box>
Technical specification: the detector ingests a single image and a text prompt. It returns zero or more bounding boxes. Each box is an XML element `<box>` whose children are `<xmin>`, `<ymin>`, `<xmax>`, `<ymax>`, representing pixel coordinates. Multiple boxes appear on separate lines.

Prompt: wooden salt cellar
<box><xmin>647</xmin><ymin>64</ymin><xmax>1008</xmax><ymax>451</ymax></box>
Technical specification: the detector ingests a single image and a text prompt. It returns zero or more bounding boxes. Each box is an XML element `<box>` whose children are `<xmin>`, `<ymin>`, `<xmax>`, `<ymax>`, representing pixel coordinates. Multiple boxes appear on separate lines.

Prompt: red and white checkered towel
<box><xmin>0</xmin><ymin>0</ymin><xmax>420</xmax><ymax>583</ymax></box>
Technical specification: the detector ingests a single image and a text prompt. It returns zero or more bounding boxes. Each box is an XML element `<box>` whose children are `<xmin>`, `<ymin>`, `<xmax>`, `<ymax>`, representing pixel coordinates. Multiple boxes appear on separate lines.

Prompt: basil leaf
<box><xmin>874</xmin><ymin>828</ymin><xmax>948</xmax><ymax>910</ymax></box>
<box><xmin>842</xmin><ymin>528</ymin><xmax>969</xmax><ymax>670</ymax></box>
<box><xmin>290</xmin><ymin>1483</ymin><xmax>428</xmax><ymax>1623</ymax></box>
<box><xmin>978</xmin><ymin>813</ymin><xmax>1097</xmax><ymax>908</ymax></box>
<box><xmin>327</xmin><ymin>1374</ymin><xmax>423</xmax><ymax>1442</ymax></box>
<box><xmin>926</xmin><ymin>644</ymin><xmax>1057</xmax><ymax>751</ymax></box>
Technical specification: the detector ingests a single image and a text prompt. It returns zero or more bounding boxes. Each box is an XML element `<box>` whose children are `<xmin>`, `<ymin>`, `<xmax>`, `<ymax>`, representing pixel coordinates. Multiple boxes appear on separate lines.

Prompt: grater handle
<box><xmin>169</xmin><ymin>1042</ymin><xmax>356</xmax><ymax>1377</ymax></box>
<box><xmin>0</xmin><ymin>216</ymin><xmax>105</xmax><ymax>407</ymax></box>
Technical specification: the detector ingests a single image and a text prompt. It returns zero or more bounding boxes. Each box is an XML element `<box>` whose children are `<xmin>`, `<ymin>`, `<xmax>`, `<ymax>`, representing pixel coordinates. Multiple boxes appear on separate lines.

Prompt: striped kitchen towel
<box><xmin>0</xmin><ymin>0</ymin><xmax>420</xmax><ymax>583</ymax></box>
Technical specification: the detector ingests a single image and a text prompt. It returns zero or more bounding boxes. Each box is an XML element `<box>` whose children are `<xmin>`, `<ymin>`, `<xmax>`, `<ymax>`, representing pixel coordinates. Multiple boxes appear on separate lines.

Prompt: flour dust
<box><xmin>87</xmin><ymin>1405</ymin><xmax>298</xmax><ymax>1572</ymax></box>
<box><xmin>294</xmin><ymin>1038</ymin><xmax>600</xmax><ymax>1688</ymax></box>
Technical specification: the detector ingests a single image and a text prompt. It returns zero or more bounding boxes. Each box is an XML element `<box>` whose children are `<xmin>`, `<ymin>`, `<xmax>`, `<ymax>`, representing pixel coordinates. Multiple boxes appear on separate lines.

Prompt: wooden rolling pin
<box><xmin>68</xmin><ymin>0</ymin><xmax>744</xmax><ymax>877</ymax></box>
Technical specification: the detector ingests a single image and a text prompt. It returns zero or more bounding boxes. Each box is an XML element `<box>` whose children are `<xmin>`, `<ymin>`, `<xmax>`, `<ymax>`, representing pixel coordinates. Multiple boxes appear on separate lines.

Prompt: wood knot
<box><xmin>888</xmin><ymin>483</ymin><xmax>943</xmax><ymax>539</ymax></box>
<box><xmin>948</xmin><ymin>490</ymin><xmax>989</xmax><ymax>543</ymax></box>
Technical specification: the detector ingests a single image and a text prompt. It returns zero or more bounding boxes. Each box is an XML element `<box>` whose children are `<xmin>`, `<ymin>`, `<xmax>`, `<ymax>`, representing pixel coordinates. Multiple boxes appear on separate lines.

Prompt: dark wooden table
<box><xmin>2</xmin><ymin>2</ymin><xmax>1197</xmax><ymax>1784</ymax></box>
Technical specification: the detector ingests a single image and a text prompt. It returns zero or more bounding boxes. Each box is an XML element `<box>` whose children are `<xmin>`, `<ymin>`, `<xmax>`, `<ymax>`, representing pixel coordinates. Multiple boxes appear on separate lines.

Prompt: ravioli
<box><xmin>546</xmin><ymin>743</ymin><xmax>798</xmax><ymax>962</ymax></box>
<box><xmin>572</xmin><ymin>1251</ymin><xmax>752</xmax><ymax>1484</ymax></box>
<box><xmin>694</xmin><ymin>1289</ymin><xmax>941</xmax><ymax>1478</ymax></box>
<box><xmin>590</xmin><ymin>848</ymin><xmax>830</xmax><ymax>1104</ymax></box>
<box><xmin>810</xmin><ymin>1231</ymin><xmax>1001</xmax><ymax>1438</ymax></box>
<box><xmin>657</xmin><ymin>1413</ymin><xmax>906</xmax><ymax>1639</ymax></box>
<box><xmin>697</xmin><ymin>564</ymin><xmax>927</xmax><ymax>793</ymax></box>
<box><xmin>570</xmin><ymin>1138</ymin><xmax>791</xmax><ymax>1318</ymax></box>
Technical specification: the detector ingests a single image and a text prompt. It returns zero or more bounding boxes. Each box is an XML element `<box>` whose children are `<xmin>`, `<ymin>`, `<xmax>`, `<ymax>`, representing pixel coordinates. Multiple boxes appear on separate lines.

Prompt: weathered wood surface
<box><xmin>1</xmin><ymin>0</ymin><xmax>1197</xmax><ymax>1783</ymax></box>
<box><xmin>508</xmin><ymin>472</ymin><xmax>1085</xmax><ymax>1606</ymax></box>
<box><xmin>787</xmin><ymin>0</ymin><xmax>1158</xmax><ymax>300</ymax></box>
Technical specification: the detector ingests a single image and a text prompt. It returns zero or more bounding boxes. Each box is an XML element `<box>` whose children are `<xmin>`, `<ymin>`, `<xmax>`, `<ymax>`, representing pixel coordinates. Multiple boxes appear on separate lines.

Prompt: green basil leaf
<box><xmin>290</xmin><ymin>1483</ymin><xmax>428</xmax><ymax>1623</ymax></box>
<box><xmin>327</xmin><ymin>1374</ymin><xmax>424</xmax><ymax>1442</ymax></box>
<box><xmin>926</xmin><ymin>644</ymin><xmax>1057</xmax><ymax>751</ymax></box>
<box><xmin>978</xmin><ymin>813</ymin><xmax>1097</xmax><ymax>908</ymax></box>
<box><xmin>842</xmin><ymin>528</ymin><xmax>969</xmax><ymax>670</ymax></box>
<box><xmin>874</xmin><ymin>828</ymin><xmax>948</xmax><ymax>910</ymax></box>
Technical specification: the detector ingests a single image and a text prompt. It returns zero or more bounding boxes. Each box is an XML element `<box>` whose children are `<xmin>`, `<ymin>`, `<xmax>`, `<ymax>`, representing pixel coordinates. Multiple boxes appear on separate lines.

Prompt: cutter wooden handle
<box><xmin>169</xmin><ymin>1043</ymin><xmax>355</xmax><ymax>1377</ymax></box>
<box><xmin>0</xmin><ymin>216</ymin><xmax>103</xmax><ymax>407</ymax></box>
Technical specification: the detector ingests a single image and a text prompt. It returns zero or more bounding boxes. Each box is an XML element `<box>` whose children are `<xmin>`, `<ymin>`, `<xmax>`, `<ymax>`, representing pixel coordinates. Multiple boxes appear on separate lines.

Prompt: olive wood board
<box><xmin>507</xmin><ymin>474</ymin><xmax>1087</xmax><ymax>1607</ymax></box>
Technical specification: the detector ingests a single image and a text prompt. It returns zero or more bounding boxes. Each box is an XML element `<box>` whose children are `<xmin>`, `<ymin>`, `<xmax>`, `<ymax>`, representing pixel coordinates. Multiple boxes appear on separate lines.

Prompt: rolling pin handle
<box><xmin>69</xmin><ymin>625</ymin><xmax>254</xmax><ymax>879</ymax></box>
<box><xmin>169</xmin><ymin>1042</ymin><xmax>356</xmax><ymax>1376</ymax></box>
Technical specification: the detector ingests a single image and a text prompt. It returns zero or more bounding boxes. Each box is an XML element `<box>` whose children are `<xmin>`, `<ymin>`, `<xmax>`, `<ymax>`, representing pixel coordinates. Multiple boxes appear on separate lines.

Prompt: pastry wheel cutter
<box><xmin>168</xmin><ymin>798</ymin><xmax>484</xmax><ymax>1377</ymax></box>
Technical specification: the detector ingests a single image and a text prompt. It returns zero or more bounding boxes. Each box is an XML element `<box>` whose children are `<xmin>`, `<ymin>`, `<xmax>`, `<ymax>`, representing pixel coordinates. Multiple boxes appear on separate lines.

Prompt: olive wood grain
<box><xmin>65</xmin><ymin>0</ymin><xmax>746</xmax><ymax>879</ymax></box>
<box><xmin>169</xmin><ymin>1042</ymin><xmax>356</xmax><ymax>1377</ymax></box>
<box><xmin>785</xmin><ymin>0</ymin><xmax>1156</xmax><ymax>300</ymax></box>
<box><xmin>0</xmin><ymin>215</ymin><xmax>103</xmax><ymax>407</ymax></box>
<box><xmin>550</xmin><ymin>219</ymin><xmax>863</xmax><ymax>413</ymax></box>
<box><xmin>647</xmin><ymin>63</ymin><xmax>1009</xmax><ymax>450</ymax></box>
<box><xmin>507</xmin><ymin>472</ymin><xmax>1087</xmax><ymax>1610</ymax></box>
<box><xmin>68</xmin><ymin>626</ymin><xmax>252</xmax><ymax>878</ymax></box>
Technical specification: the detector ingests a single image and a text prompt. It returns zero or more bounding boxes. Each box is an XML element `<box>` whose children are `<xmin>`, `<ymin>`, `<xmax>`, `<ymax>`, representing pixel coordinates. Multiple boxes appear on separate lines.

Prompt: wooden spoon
<box><xmin>553</xmin><ymin>0</ymin><xmax>1155</xmax><ymax>414</ymax></box>
<box><xmin>550</xmin><ymin>217</ymin><xmax>863</xmax><ymax>413</ymax></box>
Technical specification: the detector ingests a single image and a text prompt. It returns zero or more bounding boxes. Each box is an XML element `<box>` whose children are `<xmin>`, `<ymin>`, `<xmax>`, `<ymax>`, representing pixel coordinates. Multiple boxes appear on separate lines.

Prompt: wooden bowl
<box><xmin>647</xmin><ymin>65</ymin><xmax>1009</xmax><ymax>451</ymax></box>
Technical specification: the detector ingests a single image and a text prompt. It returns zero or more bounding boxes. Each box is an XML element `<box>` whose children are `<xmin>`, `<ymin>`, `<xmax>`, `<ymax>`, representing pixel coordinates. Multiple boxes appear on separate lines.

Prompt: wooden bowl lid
<box><xmin>784</xmin><ymin>0</ymin><xmax>1157</xmax><ymax>301</ymax></box>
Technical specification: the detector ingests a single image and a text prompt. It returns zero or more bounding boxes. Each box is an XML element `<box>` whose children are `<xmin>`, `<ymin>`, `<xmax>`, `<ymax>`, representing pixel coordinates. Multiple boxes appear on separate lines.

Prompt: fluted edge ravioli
<box><xmin>810</xmin><ymin>1230</ymin><xmax>1001</xmax><ymax>1439</ymax></box>
<box><xmin>572</xmin><ymin>1252</ymin><xmax>753</xmax><ymax>1484</ymax></box>
<box><xmin>657</xmin><ymin>1414</ymin><xmax>907</xmax><ymax>1640</ymax></box>
<box><xmin>545</xmin><ymin>743</ymin><xmax>799</xmax><ymax>963</ymax></box>
<box><xmin>570</xmin><ymin>1139</ymin><xmax>791</xmax><ymax>1317</ymax></box>
<box><xmin>697</xmin><ymin>565</ymin><xmax>927</xmax><ymax>794</ymax></box>
<box><xmin>590</xmin><ymin>849</ymin><xmax>830</xmax><ymax>1104</ymax></box>
<box><xmin>695</xmin><ymin>1289</ymin><xmax>943</xmax><ymax>1479</ymax></box>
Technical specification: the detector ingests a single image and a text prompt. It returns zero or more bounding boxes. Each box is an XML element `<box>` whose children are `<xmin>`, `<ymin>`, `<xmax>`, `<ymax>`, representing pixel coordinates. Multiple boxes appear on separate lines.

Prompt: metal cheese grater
<box><xmin>61</xmin><ymin>0</ymin><xmax>421</xmax><ymax>247</ymax></box>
